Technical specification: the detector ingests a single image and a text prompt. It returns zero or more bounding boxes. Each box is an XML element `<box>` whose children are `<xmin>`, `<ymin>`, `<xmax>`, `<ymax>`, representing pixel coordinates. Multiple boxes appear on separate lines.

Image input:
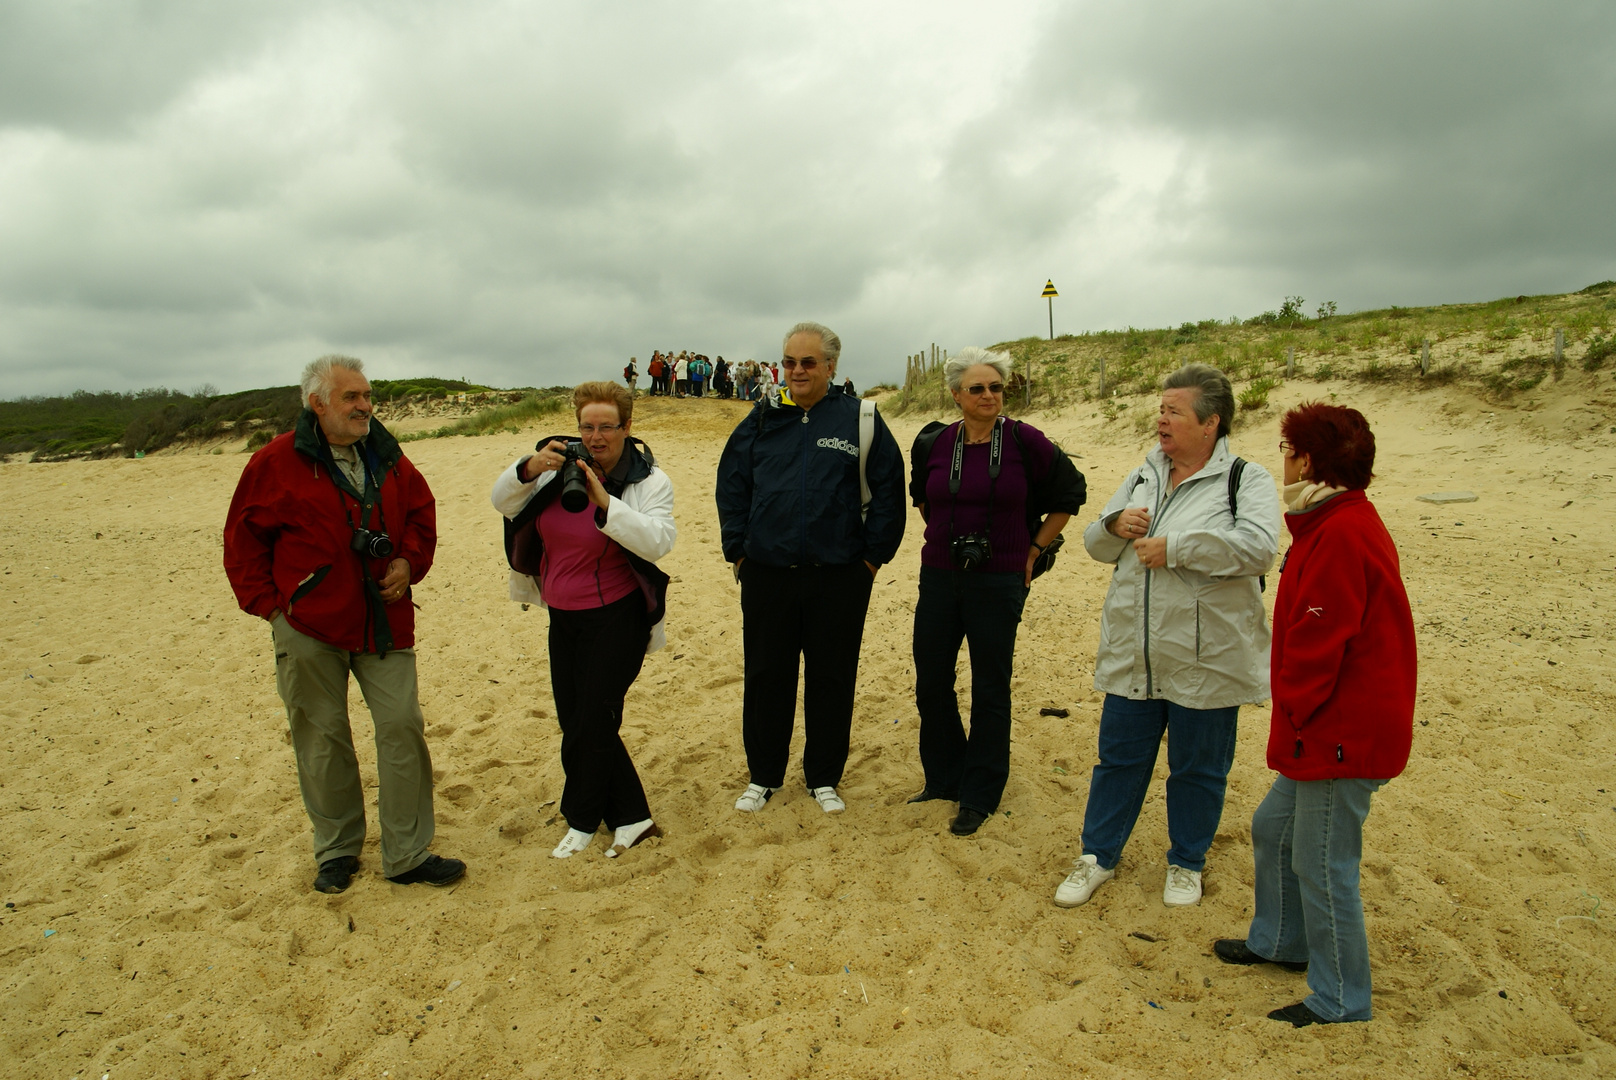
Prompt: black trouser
<box><xmin>547</xmin><ymin>592</ymin><xmax>651</xmax><ymax>832</ymax></box>
<box><xmin>739</xmin><ymin>560</ymin><xmax>874</xmax><ymax>790</ymax></box>
<box><xmin>912</xmin><ymin>566</ymin><xmax>1028</xmax><ymax>814</ymax></box>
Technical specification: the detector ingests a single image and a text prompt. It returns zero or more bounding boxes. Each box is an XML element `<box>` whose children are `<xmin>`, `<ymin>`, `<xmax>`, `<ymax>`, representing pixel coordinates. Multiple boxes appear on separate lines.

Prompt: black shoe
<box><xmin>1268</xmin><ymin>1001</ymin><xmax>1329</xmax><ymax>1027</ymax></box>
<box><xmin>313</xmin><ymin>855</ymin><xmax>360</xmax><ymax>894</ymax></box>
<box><xmin>1214</xmin><ymin>938</ymin><xmax>1308</xmax><ymax>972</ymax></box>
<box><xmin>950</xmin><ymin>808</ymin><xmax>989</xmax><ymax>835</ymax></box>
<box><xmin>907</xmin><ymin>788</ymin><xmax>954</xmax><ymax>804</ymax></box>
<box><xmin>386</xmin><ymin>854</ymin><xmax>466</xmax><ymax>887</ymax></box>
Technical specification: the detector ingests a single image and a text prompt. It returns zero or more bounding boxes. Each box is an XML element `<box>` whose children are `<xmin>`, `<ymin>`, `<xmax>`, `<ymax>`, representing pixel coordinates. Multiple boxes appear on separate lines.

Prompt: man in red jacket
<box><xmin>224</xmin><ymin>355</ymin><xmax>465</xmax><ymax>893</ymax></box>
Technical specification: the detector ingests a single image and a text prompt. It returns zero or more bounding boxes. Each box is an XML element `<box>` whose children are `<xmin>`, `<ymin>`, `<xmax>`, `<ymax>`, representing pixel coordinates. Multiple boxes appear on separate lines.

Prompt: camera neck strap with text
<box><xmin>946</xmin><ymin>416</ymin><xmax>1003</xmax><ymax>548</ymax></box>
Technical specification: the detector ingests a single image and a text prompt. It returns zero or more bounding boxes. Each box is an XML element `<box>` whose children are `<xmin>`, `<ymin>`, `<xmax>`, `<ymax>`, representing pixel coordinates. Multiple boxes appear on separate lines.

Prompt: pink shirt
<box><xmin>537</xmin><ymin>498</ymin><xmax>640</xmax><ymax>611</ymax></box>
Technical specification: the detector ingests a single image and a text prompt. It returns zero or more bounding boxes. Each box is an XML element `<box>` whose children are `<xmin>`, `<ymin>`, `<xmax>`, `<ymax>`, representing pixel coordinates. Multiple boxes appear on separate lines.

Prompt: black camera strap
<box><xmin>319</xmin><ymin>432</ymin><xmax>395</xmax><ymax>658</ymax></box>
<box><xmin>945</xmin><ymin>417</ymin><xmax>1003</xmax><ymax>554</ymax></box>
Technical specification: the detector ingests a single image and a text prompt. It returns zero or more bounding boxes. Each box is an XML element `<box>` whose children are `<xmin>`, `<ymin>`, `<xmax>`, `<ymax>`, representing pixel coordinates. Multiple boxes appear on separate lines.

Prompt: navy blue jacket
<box><xmin>716</xmin><ymin>386</ymin><xmax>906</xmax><ymax>568</ymax></box>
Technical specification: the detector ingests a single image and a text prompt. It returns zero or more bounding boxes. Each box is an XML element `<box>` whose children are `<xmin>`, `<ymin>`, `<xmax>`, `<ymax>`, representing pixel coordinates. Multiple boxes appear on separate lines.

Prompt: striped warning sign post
<box><xmin>1041</xmin><ymin>279</ymin><xmax>1058</xmax><ymax>341</ymax></box>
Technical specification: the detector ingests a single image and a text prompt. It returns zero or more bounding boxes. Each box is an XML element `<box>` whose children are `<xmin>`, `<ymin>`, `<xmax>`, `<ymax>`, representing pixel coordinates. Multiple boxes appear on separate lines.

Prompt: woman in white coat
<box><xmin>491</xmin><ymin>382</ymin><xmax>676</xmax><ymax>859</ymax></box>
<box><xmin>1055</xmin><ymin>364</ymin><xmax>1280</xmax><ymax>910</ymax></box>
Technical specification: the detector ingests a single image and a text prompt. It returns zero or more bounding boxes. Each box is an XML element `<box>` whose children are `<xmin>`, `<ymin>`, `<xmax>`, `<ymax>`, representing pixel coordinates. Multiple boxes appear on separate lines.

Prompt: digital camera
<box><xmin>950</xmin><ymin>532</ymin><xmax>992</xmax><ymax>571</ymax></box>
<box><xmin>558</xmin><ymin>440</ymin><xmax>597</xmax><ymax>513</ymax></box>
<box><xmin>351</xmin><ymin>527</ymin><xmax>395</xmax><ymax>560</ymax></box>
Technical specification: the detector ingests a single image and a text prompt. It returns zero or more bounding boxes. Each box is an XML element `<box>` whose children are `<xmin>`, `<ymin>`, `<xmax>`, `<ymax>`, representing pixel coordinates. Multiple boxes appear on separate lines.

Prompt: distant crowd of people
<box><xmin>624</xmin><ymin>351</ymin><xmax>854</xmax><ymax>403</ymax></box>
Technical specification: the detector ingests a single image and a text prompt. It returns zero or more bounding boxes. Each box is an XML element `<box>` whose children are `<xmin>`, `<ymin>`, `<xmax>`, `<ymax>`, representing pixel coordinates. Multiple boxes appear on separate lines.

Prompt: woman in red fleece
<box><xmin>1213</xmin><ymin>403</ymin><xmax>1416</xmax><ymax>1028</ymax></box>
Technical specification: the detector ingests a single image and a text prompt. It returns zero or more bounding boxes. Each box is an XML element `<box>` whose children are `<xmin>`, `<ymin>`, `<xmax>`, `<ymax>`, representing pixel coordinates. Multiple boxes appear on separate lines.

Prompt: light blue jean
<box><xmin>1246</xmin><ymin>775</ymin><xmax>1386</xmax><ymax>1022</ymax></box>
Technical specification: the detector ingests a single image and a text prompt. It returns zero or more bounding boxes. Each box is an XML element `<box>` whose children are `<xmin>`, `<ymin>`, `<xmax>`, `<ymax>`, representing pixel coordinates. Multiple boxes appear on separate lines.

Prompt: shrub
<box><xmin>1239</xmin><ymin>377</ymin><xmax>1279</xmax><ymax>411</ymax></box>
<box><xmin>1583</xmin><ymin>334</ymin><xmax>1614</xmax><ymax>371</ymax></box>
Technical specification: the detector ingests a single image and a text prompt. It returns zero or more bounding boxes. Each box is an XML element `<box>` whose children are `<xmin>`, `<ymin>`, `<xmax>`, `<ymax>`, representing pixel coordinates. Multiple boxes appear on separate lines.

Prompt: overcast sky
<box><xmin>2</xmin><ymin>1</ymin><xmax>1612</xmax><ymax>397</ymax></box>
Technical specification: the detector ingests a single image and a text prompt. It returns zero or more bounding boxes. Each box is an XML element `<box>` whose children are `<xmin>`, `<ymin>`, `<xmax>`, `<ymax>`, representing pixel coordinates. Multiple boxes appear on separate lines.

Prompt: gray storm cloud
<box><xmin>1</xmin><ymin>0</ymin><xmax>1611</xmax><ymax>396</ymax></box>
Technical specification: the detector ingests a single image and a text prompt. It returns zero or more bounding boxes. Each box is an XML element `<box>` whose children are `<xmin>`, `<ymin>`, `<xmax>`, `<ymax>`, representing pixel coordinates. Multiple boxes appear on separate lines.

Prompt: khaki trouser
<box><xmin>271</xmin><ymin>615</ymin><xmax>434</xmax><ymax>878</ymax></box>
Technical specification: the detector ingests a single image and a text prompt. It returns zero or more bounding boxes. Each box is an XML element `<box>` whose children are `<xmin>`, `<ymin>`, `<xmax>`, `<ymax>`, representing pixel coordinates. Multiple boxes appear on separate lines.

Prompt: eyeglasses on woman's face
<box><xmin>965</xmin><ymin>382</ymin><xmax>1004</xmax><ymax>396</ymax></box>
<box><xmin>1278</xmin><ymin>440</ymin><xmax>1294</xmax><ymax>455</ymax></box>
<box><xmin>578</xmin><ymin>422</ymin><xmax>623</xmax><ymax>436</ymax></box>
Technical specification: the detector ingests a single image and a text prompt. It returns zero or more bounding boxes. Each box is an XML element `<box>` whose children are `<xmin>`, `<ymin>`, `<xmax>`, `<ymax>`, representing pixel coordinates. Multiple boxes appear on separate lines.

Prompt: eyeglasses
<box><xmin>965</xmin><ymin>382</ymin><xmax>1005</xmax><ymax>396</ymax></box>
<box><xmin>578</xmin><ymin>423</ymin><xmax>623</xmax><ymax>435</ymax></box>
<box><xmin>780</xmin><ymin>358</ymin><xmax>820</xmax><ymax>371</ymax></box>
<box><xmin>1278</xmin><ymin>440</ymin><xmax>1294</xmax><ymax>454</ymax></box>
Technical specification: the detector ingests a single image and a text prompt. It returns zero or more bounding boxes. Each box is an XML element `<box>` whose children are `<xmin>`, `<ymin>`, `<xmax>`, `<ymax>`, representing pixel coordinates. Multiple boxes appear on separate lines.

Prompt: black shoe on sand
<box><xmin>1268</xmin><ymin>1001</ymin><xmax>1329</xmax><ymax>1027</ymax></box>
<box><xmin>387</xmin><ymin>854</ymin><xmax>466</xmax><ymax>887</ymax></box>
<box><xmin>907</xmin><ymin>788</ymin><xmax>953</xmax><ymax>804</ymax></box>
<box><xmin>314</xmin><ymin>856</ymin><xmax>360</xmax><ymax>894</ymax></box>
<box><xmin>1214</xmin><ymin>938</ymin><xmax>1308</xmax><ymax>972</ymax></box>
<box><xmin>950</xmin><ymin>808</ymin><xmax>989</xmax><ymax>835</ymax></box>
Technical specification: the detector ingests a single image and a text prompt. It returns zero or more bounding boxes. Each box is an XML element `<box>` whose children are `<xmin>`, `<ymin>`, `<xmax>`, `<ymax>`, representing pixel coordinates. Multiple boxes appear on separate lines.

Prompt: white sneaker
<box><xmin>1163</xmin><ymin>864</ymin><xmax>1203</xmax><ymax>906</ymax></box>
<box><xmin>811</xmin><ymin>786</ymin><xmax>845</xmax><ymax>813</ymax></box>
<box><xmin>1054</xmin><ymin>854</ymin><xmax>1114</xmax><ymax>908</ymax></box>
<box><xmin>551</xmin><ymin>827</ymin><xmax>594</xmax><ymax>859</ymax></box>
<box><xmin>734</xmin><ymin>783</ymin><xmax>775</xmax><ymax>812</ymax></box>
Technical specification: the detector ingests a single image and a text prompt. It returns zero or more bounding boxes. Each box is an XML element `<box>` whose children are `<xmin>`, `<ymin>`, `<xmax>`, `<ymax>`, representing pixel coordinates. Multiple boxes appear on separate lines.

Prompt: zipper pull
<box><xmin>1336</xmin><ymin>744</ymin><xmax>1344</xmax><ymax>763</ymax></box>
<box><xmin>801</xmin><ymin>414</ymin><xmax>809</xmax><ymax>424</ymax></box>
<box><xmin>1293</xmin><ymin>738</ymin><xmax>1303</xmax><ymax>759</ymax></box>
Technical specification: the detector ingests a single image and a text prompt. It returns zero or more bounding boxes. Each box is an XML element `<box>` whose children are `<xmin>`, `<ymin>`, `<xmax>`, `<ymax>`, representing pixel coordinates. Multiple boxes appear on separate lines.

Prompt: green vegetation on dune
<box><xmin>398</xmin><ymin>391</ymin><xmax>569</xmax><ymax>441</ymax></box>
<box><xmin>0</xmin><ymin>377</ymin><xmax>558</xmax><ymax>461</ymax></box>
<box><xmin>887</xmin><ymin>281</ymin><xmax>1616</xmax><ymax>415</ymax></box>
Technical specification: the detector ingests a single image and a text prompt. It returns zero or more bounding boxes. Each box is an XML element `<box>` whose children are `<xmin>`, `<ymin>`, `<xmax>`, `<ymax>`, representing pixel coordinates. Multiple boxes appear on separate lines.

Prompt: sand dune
<box><xmin>3</xmin><ymin>376</ymin><xmax>1614</xmax><ymax>1078</ymax></box>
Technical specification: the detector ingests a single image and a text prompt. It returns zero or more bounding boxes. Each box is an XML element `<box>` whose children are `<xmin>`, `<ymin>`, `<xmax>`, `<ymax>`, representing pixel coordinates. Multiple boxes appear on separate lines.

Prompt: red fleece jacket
<box><xmin>223</xmin><ymin>415</ymin><xmax>436</xmax><ymax>653</ymax></box>
<box><xmin>1267</xmin><ymin>490</ymin><xmax>1416</xmax><ymax>780</ymax></box>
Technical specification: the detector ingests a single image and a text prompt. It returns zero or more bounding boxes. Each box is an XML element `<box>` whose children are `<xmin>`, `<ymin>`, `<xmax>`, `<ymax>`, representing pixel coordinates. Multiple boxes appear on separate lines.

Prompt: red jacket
<box><xmin>1267</xmin><ymin>490</ymin><xmax>1415</xmax><ymax>780</ymax></box>
<box><xmin>223</xmin><ymin>411</ymin><xmax>436</xmax><ymax>653</ymax></box>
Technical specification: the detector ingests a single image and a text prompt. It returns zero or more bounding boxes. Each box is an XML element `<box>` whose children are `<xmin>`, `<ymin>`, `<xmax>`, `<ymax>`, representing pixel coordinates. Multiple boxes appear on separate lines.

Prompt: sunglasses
<box><xmin>780</xmin><ymin>358</ymin><xmax>820</xmax><ymax>371</ymax></box>
<box><xmin>965</xmin><ymin>382</ymin><xmax>1004</xmax><ymax>396</ymax></box>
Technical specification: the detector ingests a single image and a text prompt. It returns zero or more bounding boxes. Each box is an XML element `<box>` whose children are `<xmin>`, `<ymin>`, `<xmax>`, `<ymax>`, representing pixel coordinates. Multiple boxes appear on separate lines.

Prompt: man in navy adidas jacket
<box><xmin>715</xmin><ymin>321</ymin><xmax>905</xmax><ymax>815</ymax></box>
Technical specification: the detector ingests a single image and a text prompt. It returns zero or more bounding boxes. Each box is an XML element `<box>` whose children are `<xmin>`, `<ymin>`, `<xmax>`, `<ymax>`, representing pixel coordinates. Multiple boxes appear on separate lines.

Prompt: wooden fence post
<box><xmin>1286</xmin><ymin>346</ymin><xmax>1294</xmax><ymax>378</ymax></box>
<box><xmin>1421</xmin><ymin>340</ymin><xmax>1430</xmax><ymax>376</ymax></box>
<box><xmin>1554</xmin><ymin>328</ymin><xmax>1565</xmax><ymax>365</ymax></box>
<box><xmin>1098</xmin><ymin>356</ymin><xmax>1106</xmax><ymax>398</ymax></box>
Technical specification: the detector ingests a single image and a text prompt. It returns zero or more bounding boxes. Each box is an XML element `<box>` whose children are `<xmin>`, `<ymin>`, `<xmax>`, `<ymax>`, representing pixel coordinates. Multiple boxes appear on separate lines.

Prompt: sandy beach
<box><xmin>3</xmin><ymin>374</ymin><xmax>1614</xmax><ymax>1079</ymax></box>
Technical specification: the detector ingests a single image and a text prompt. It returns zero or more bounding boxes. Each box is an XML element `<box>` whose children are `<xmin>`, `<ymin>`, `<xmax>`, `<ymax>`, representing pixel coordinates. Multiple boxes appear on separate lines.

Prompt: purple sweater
<box><xmin>919</xmin><ymin>420</ymin><xmax>1057</xmax><ymax>573</ymax></box>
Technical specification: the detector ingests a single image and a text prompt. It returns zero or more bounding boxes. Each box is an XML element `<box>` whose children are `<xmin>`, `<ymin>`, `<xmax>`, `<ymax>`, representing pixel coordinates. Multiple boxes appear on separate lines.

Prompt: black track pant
<box><xmin>547</xmin><ymin>592</ymin><xmax>651</xmax><ymax>832</ymax></box>
<box><xmin>739</xmin><ymin>560</ymin><xmax>874</xmax><ymax>790</ymax></box>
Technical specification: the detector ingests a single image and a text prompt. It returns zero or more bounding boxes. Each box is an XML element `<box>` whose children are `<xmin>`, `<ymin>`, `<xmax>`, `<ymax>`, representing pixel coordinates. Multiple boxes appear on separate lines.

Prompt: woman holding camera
<box><xmin>491</xmin><ymin>381</ymin><xmax>675</xmax><ymax>859</ymax></box>
<box><xmin>1055</xmin><ymin>364</ymin><xmax>1280</xmax><ymax>909</ymax></box>
<box><xmin>907</xmin><ymin>347</ymin><xmax>1086</xmax><ymax>835</ymax></box>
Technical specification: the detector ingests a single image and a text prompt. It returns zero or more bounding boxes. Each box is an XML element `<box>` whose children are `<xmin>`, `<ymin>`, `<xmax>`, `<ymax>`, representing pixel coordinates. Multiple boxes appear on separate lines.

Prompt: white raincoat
<box><xmin>1084</xmin><ymin>438</ymin><xmax>1281</xmax><ymax>708</ymax></box>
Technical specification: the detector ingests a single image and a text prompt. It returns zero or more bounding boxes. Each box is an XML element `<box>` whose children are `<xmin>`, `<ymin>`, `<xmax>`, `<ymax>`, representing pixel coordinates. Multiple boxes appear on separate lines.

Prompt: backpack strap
<box><xmin>858</xmin><ymin>397</ymin><xmax>877</xmax><ymax>523</ymax></box>
<box><xmin>1225</xmin><ymin>455</ymin><xmax>1267</xmax><ymax>592</ymax></box>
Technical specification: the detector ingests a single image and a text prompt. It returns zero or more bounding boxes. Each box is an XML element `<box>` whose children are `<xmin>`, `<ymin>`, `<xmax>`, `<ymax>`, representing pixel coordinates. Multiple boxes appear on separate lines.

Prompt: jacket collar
<box><xmin>1285</xmin><ymin>488</ymin><xmax>1366</xmax><ymax>538</ymax></box>
<box><xmin>1147</xmin><ymin>435</ymin><xmax>1234</xmax><ymax>480</ymax></box>
<box><xmin>293</xmin><ymin>408</ymin><xmax>403</xmax><ymax>490</ymax></box>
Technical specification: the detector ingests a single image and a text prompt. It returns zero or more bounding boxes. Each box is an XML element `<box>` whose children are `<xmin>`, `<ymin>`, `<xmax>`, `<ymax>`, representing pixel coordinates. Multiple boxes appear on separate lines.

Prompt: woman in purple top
<box><xmin>907</xmin><ymin>347</ymin><xmax>1087</xmax><ymax>835</ymax></box>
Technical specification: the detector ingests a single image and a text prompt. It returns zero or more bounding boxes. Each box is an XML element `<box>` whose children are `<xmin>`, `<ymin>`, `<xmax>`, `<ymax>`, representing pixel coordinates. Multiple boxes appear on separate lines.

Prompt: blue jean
<box><xmin>1246</xmin><ymin>775</ymin><xmax>1385</xmax><ymax>1022</ymax></box>
<box><xmin>1080</xmin><ymin>695</ymin><xmax>1239</xmax><ymax>872</ymax></box>
<box><xmin>912</xmin><ymin>567</ymin><xmax>1028</xmax><ymax>814</ymax></box>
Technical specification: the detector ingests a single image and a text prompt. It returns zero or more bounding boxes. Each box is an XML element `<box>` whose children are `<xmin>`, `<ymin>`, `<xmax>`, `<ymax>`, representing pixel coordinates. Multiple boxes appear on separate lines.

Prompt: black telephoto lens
<box><xmin>559</xmin><ymin>461</ymin><xmax>591</xmax><ymax>513</ymax></box>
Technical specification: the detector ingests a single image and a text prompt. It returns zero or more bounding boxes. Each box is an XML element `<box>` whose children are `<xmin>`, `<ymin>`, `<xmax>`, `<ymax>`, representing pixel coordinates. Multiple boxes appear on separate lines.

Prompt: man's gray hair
<box><xmin>943</xmin><ymin>346</ymin><xmax>1013</xmax><ymax>393</ymax></box>
<box><xmin>301</xmin><ymin>354</ymin><xmax>366</xmax><ymax>407</ymax></box>
<box><xmin>1162</xmin><ymin>362</ymin><xmax>1235</xmax><ymax>439</ymax></box>
<box><xmin>783</xmin><ymin>321</ymin><xmax>841</xmax><ymax>371</ymax></box>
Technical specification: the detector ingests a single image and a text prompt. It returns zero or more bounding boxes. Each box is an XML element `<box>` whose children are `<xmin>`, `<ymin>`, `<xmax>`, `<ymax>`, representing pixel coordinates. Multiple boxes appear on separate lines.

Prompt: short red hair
<box><xmin>1281</xmin><ymin>402</ymin><xmax>1376</xmax><ymax>490</ymax></box>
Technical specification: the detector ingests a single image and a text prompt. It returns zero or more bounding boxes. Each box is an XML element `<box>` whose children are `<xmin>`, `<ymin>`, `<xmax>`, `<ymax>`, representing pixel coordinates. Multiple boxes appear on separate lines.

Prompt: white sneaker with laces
<box><xmin>734</xmin><ymin>783</ymin><xmax>775</xmax><ymax>812</ymax></box>
<box><xmin>1053</xmin><ymin>854</ymin><xmax>1114</xmax><ymax>908</ymax></box>
<box><xmin>551</xmin><ymin>827</ymin><xmax>594</xmax><ymax>859</ymax></box>
<box><xmin>811</xmin><ymin>786</ymin><xmax>845</xmax><ymax>813</ymax></box>
<box><xmin>1163</xmin><ymin>864</ymin><xmax>1203</xmax><ymax>906</ymax></box>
